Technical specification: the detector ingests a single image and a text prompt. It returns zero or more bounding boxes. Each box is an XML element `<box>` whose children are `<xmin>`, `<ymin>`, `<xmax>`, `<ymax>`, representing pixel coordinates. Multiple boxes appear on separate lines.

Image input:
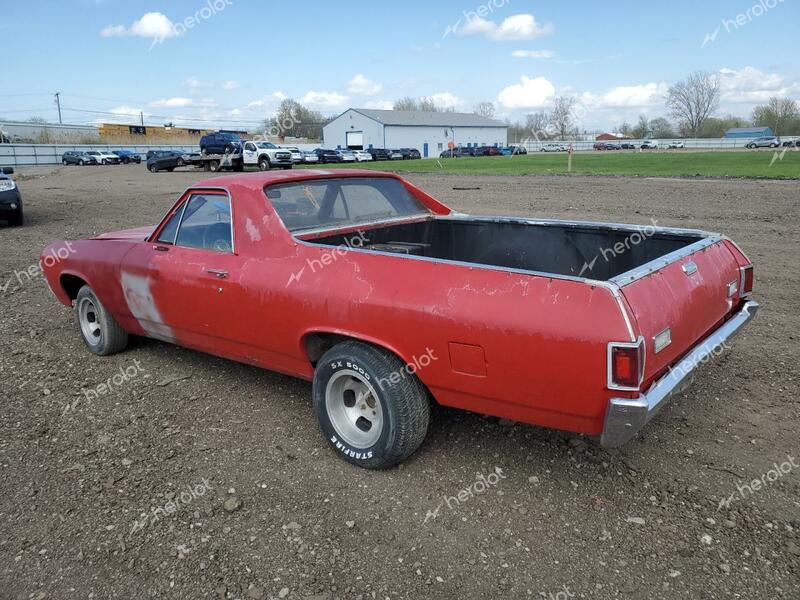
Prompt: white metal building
<box><xmin>323</xmin><ymin>109</ymin><xmax>508</xmax><ymax>157</ymax></box>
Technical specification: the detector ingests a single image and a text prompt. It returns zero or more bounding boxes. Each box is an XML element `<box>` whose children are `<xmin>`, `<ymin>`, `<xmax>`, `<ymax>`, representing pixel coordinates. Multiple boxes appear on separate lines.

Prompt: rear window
<box><xmin>265</xmin><ymin>177</ymin><xmax>430</xmax><ymax>232</ymax></box>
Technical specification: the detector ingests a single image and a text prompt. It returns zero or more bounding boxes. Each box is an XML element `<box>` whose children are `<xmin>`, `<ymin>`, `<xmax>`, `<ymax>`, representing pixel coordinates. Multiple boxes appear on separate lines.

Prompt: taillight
<box><xmin>608</xmin><ymin>338</ymin><xmax>645</xmax><ymax>390</ymax></box>
<box><xmin>739</xmin><ymin>264</ymin><xmax>754</xmax><ymax>297</ymax></box>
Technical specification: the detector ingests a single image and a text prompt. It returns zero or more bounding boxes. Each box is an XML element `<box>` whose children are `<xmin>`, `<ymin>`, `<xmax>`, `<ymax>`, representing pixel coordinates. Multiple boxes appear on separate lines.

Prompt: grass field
<box><xmin>307</xmin><ymin>150</ymin><xmax>800</xmax><ymax>179</ymax></box>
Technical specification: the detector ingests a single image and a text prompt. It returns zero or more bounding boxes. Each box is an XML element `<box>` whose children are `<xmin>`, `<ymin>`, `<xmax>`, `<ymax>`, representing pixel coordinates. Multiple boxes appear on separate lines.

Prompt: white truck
<box><xmin>241</xmin><ymin>141</ymin><xmax>293</xmax><ymax>170</ymax></box>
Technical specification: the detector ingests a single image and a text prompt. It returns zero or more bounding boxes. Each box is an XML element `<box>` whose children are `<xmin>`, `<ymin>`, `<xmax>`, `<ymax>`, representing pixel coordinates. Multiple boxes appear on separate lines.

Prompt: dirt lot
<box><xmin>1</xmin><ymin>165</ymin><xmax>798</xmax><ymax>600</ymax></box>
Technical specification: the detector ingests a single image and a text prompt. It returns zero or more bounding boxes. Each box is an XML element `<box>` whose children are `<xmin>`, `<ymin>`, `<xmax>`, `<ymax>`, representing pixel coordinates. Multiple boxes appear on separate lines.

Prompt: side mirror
<box><xmin>1</xmin><ymin>167</ymin><xmax>14</xmax><ymax>175</ymax></box>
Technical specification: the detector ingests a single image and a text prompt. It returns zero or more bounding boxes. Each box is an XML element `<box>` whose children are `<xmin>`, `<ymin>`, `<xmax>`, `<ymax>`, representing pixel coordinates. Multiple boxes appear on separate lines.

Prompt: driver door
<box><xmin>121</xmin><ymin>191</ymin><xmax>243</xmax><ymax>352</ymax></box>
<box><xmin>242</xmin><ymin>142</ymin><xmax>258</xmax><ymax>165</ymax></box>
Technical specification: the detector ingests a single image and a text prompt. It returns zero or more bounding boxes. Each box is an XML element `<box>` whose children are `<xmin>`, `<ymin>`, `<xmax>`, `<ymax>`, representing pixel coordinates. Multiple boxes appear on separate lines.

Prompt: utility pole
<box><xmin>140</xmin><ymin>111</ymin><xmax>144</xmax><ymax>126</ymax></box>
<box><xmin>54</xmin><ymin>92</ymin><xmax>62</xmax><ymax>124</ymax></box>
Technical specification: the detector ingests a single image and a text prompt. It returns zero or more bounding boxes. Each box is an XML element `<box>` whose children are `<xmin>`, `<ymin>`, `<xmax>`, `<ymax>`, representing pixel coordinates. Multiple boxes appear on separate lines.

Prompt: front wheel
<box><xmin>148</xmin><ymin>164</ymin><xmax>159</xmax><ymax>173</ymax></box>
<box><xmin>74</xmin><ymin>286</ymin><xmax>129</xmax><ymax>356</ymax></box>
<box><xmin>79</xmin><ymin>160</ymin><xmax>85</xmax><ymax>166</ymax></box>
<box><xmin>7</xmin><ymin>210</ymin><xmax>23</xmax><ymax>226</ymax></box>
<box><xmin>258</xmin><ymin>157</ymin><xmax>270</xmax><ymax>171</ymax></box>
<box><xmin>176</xmin><ymin>157</ymin><xmax>185</xmax><ymax>167</ymax></box>
<box><xmin>62</xmin><ymin>159</ymin><xmax>68</xmax><ymax>166</ymax></box>
<box><xmin>313</xmin><ymin>341</ymin><xmax>431</xmax><ymax>469</ymax></box>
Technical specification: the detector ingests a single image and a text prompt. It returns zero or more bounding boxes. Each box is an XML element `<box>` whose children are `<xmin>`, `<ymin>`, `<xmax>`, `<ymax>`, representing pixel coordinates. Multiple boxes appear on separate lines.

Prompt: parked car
<box><xmin>241</xmin><ymin>141</ymin><xmax>293</xmax><ymax>170</ymax></box>
<box><xmin>301</xmin><ymin>151</ymin><xmax>319</xmax><ymax>164</ymax></box>
<box><xmin>397</xmin><ymin>148</ymin><xmax>421</xmax><ymax>160</ymax></box>
<box><xmin>507</xmin><ymin>145</ymin><xmax>527</xmax><ymax>155</ymax></box>
<box><xmin>352</xmin><ymin>150</ymin><xmax>373</xmax><ymax>162</ymax></box>
<box><xmin>199</xmin><ymin>132</ymin><xmax>244</xmax><ymax>155</ymax></box>
<box><xmin>540</xmin><ymin>143</ymin><xmax>567</xmax><ymax>152</ymax></box>
<box><xmin>367</xmin><ymin>148</ymin><xmax>393</xmax><ymax>161</ymax></box>
<box><xmin>640</xmin><ymin>140</ymin><xmax>659</xmax><ymax>149</ymax></box>
<box><xmin>147</xmin><ymin>151</ymin><xmax>191</xmax><ymax>173</ymax></box>
<box><xmin>112</xmin><ymin>150</ymin><xmax>142</xmax><ymax>164</ymax></box>
<box><xmin>314</xmin><ymin>149</ymin><xmax>343</xmax><ymax>163</ymax></box>
<box><xmin>439</xmin><ymin>149</ymin><xmax>463</xmax><ymax>158</ymax></box>
<box><xmin>780</xmin><ymin>139</ymin><xmax>798</xmax><ymax>148</ymax></box>
<box><xmin>61</xmin><ymin>151</ymin><xmax>98</xmax><ymax>166</ymax></box>
<box><xmin>620</xmin><ymin>142</ymin><xmax>637</xmax><ymax>150</ymax></box>
<box><xmin>745</xmin><ymin>136</ymin><xmax>781</xmax><ymax>149</ymax></box>
<box><xmin>283</xmin><ymin>147</ymin><xmax>304</xmax><ymax>164</ymax></box>
<box><xmin>667</xmin><ymin>141</ymin><xmax>685</xmax><ymax>149</ymax></box>
<box><xmin>0</xmin><ymin>167</ymin><xmax>22</xmax><ymax>226</ymax></box>
<box><xmin>40</xmin><ymin>170</ymin><xmax>758</xmax><ymax>469</ymax></box>
<box><xmin>336</xmin><ymin>150</ymin><xmax>357</xmax><ymax>162</ymax></box>
<box><xmin>595</xmin><ymin>142</ymin><xmax>621</xmax><ymax>150</ymax></box>
<box><xmin>85</xmin><ymin>150</ymin><xmax>120</xmax><ymax>165</ymax></box>
<box><xmin>389</xmin><ymin>149</ymin><xmax>404</xmax><ymax>160</ymax></box>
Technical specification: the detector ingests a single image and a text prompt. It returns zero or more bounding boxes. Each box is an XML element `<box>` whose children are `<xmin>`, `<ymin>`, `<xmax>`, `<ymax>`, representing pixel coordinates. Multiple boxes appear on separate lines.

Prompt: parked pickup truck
<box><xmin>40</xmin><ymin>170</ymin><xmax>758</xmax><ymax>469</ymax></box>
<box><xmin>241</xmin><ymin>140</ymin><xmax>293</xmax><ymax>170</ymax></box>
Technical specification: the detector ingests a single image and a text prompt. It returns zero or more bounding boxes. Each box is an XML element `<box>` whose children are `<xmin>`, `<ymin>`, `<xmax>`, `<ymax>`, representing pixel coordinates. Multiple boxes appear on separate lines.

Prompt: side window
<box><xmin>175</xmin><ymin>194</ymin><xmax>233</xmax><ymax>252</ymax></box>
<box><xmin>156</xmin><ymin>209</ymin><xmax>183</xmax><ymax>244</ymax></box>
<box><xmin>245</xmin><ymin>142</ymin><xmax>256</xmax><ymax>151</ymax></box>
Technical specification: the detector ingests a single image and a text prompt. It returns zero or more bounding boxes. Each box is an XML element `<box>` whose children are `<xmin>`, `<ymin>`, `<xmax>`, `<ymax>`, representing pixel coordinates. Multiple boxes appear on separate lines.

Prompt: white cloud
<box><xmin>346</xmin><ymin>74</ymin><xmax>383</xmax><ymax>96</ymax></box>
<box><xmin>301</xmin><ymin>90</ymin><xmax>348</xmax><ymax>108</ymax></box>
<box><xmin>109</xmin><ymin>105</ymin><xmax>146</xmax><ymax>117</ymax></box>
<box><xmin>511</xmin><ymin>49</ymin><xmax>555</xmax><ymax>59</ymax></box>
<box><xmin>717</xmin><ymin>66</ymin><xmax>799</xmax><ymax>106</ymax></box>
<box><xmin>364</xmin><ymin>100</ymin><xmax>394</xmax><ymax>110</ymax></box>
<box><xmin>184</xmin><ymin>76</ymin><xmax>212</xmax><ymax>90</ymax></box>
<box><xmin>497</xmin><ymin>76</ymin><xmax>556</xmax><ymax>108</ymax></box>
<box><xmin>100</xmin><ymin>12</ymin><xmax>178</xmax><ymax>42</ymax></box>
<box><xmin>149</xmin><ymin>97</ymin><xmax>194</xmax><ymax>108</ymax></box>
<box><xmin>222</xmin><ymin>80</ymin><xmax>240</xmax><ymax>91</ymax></box>
<box><xmin>421</xmin><ymin>92</ymin><xmax>462</xmax><ymax>109</ymax></box>
<box><xmin>459</xmin><ymin>14</ymin><xmax>553</xmax><ymax>41</ymax></box>
<box><xmin>598</xmin><ymin>82</ymin><xmax>668</xmax><ymax>107</ymax></box>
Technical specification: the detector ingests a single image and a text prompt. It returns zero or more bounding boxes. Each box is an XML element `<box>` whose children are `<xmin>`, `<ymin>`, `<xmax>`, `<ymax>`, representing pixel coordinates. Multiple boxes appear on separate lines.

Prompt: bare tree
<box><xmin>632</xmin><ymin>115</ymin><xmax>650</xmax><ymax>139</ymax></box>
<box><xmin>666</xmin><ymin>71</ymin><xmax>721</xmax><ymax>137</ymax></box>
<box><xmin>393</xmin><ymin>97</ymin><xmax>419</xmax><ymax>111</ymax></box>
<box><xmin>473</xmin><ymin>102</ymin><xmax>496</xmax><ymax>119</ymax></box>
<box><xmin>752</xmin><ymin>97</ymin><xmax>799</xmax><ymax>135</ymax></box>
<box><xmin>549</xmin><ymin>96</ymin><xmax>576</xmax><ymax>140</ymax></box>
<box><xmin>648</xmin><ymin>117</ymin><xmax>675</xmax><ymax>138</ymax></box>
<box><xmin>525</xmin><ymin>111</ymin><xmax>550</xmax><ymax>139</ymax></box>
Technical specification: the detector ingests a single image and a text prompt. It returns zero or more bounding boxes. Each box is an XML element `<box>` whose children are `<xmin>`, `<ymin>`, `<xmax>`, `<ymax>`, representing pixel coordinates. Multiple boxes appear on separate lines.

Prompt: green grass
<box><xmin>303</xmin><ymin>150</ymin><xmax>800</xmax><ymax>179</ymax></box>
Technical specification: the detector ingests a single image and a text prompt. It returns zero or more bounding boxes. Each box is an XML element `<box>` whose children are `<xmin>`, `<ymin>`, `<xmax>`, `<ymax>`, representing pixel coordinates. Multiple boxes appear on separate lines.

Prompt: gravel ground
<box><xmin>1</xmin><ymin>165</ymin><xmax>798</xmax><ymax>600</ymax></box>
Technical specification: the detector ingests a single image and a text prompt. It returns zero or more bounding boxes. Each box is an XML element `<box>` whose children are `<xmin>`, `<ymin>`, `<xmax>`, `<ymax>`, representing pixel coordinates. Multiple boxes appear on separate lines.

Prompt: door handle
<box><xmin>206</xmin><ymin>269</ymin><xmax>228</xmax><ymax>279</ymax></box>
<box><xmin>153</xmin><ymin>245</ymin><xmax>169</xmax><ymax>252</ymax></box>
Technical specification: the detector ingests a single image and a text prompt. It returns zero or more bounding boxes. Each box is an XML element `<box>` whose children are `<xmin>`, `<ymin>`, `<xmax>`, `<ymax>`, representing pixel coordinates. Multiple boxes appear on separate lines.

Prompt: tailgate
<box><xmin>617</xmin><ymin>240</ymin><xmax>742</xmax><ymax>386</ymax></box>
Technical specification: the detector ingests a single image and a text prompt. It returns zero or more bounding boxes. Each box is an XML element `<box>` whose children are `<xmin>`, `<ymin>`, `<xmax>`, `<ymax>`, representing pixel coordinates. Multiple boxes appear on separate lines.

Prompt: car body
<box><xmin>389</xmin><ymin>150</ymin><xmax>404</xmax><ymax>160</ymax></box>
<box><xmin>352</xmin><ymin>150</ymin><xmax>373</xmax><ymax>162</ymax></box>
<box><xmin>397</xmin><ymin>148</ymin><xmax>421</xmax><ymax>160</ymax></box>
<box><xmin>62</xmin><ymin>151</ymin><xmax>98</xmax><ymax>166</ymax></box>
<box><xmin>301</xmin><ymin>151</ymin><xmax>320</xmax><ymax>164</ymax></box>
<box><xmin>40</xmin><ymin>169</ymin><xmax>758</xmax><ymax>469</ymax></box>
<box><xmin>336</xmin><ymin>150</ymin><xmax>357</xmax><ymax>162</ymax></box>
<box><xmin>0</xmin><ymin>167</ymin><xmax>23</xmax><ymax>226</ymax></box>
<box><xmin>242</xmin><ymin>141</ymin><xmax>293</xmax><ymax>170</ymax></box>
<box><xmin>540</xmin><ymin>143</ymin><xmax>567</xmax><ymax>152</ymax></box>
<box><xmin>112</xmin><ymin>150</ymin><xmax>142</xmax><ymax>164</ymax></box>
<box><xmin>314</xmin><ymin>149</ymin><xmax>343</xmax><ymax>164</ymax></box>
<box><xmin>283</xmin><ymin>147</ymin><xmax>304</xmax><ymax>164</ymax></box>
<box><xmin>85</xmin><ymin>150</ymin><xmax>120</xmax><ymax>165</ymax></box>
<box><xmin>146</xmin><ymin>151</ymin><xmax>191</xmax><ymax>173</ymax></box>
<box><xmin>439</xmin><ymin>149</ymin><xmax>463</xmax><ymax>158</ymax></box>
<box><xmin>471</xmin><ymin>146</ymin><xmax>500</xmax><ymax>156</ymax></box>
<box><xmin>667</xmin><ymin>142</ymin><xmax>685</xmax><ymax>149</ymax></box>
<box><xmin>620</xmin><ymin>142</ymin><xmax>637</xmax><ymax>150</ymax></box>
<box><xmin>640</xmin><ymin>140</ymin><xmax>659</xmax><ymax>149</ymax></box>
<box><xmin>367</xmin><ymin>148</ymin><xmax>393</xmax><ymax>161</ymax></box>
<box><xmin>596</xmin><ymin>142</ymin><xmax>621</xmax><ymax>150</ymax></box>
<box><xmin>199</xmin><ymin>132</ymin><xmax>243</xmax><ymax>155</ymax></box>
<box><xmin>745</xmin><ymin>136</ymin><xmax>781</xmax><ymax>149</ymax></box>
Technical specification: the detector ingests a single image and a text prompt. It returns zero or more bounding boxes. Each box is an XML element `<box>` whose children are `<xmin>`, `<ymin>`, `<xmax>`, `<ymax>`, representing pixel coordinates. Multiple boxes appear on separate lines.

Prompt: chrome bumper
<box><xmin>600</xmin><ymin>300</ymin><xmax>759</xmax><ymax>447</ymax></box>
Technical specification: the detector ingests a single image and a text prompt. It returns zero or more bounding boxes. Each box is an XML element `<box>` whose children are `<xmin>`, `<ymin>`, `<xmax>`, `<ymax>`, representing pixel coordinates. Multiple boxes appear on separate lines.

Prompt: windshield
<box><xmin>265</xmin><ymin>177</ymin><xmax>431</xmax><ymax>233</ymax></box>
<box><xmin>256</xmin><ymin>142</ymin><xmax>277</xmax><ymax>149</ymax></box>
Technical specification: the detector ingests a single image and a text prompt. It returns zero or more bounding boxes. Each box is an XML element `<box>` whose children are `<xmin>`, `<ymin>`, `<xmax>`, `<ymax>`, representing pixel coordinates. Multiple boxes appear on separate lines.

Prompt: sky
<box><xmin>1</xmin><ymin>0</ymin><xmax>798</xmax><ymax>131</ymax></box>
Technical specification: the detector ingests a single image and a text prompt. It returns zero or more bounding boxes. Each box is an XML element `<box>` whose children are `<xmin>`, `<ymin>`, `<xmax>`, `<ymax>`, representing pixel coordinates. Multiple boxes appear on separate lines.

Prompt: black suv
<box><xmin>0</xmin><ymin>167</ymin><xmax>23</xmax><ymax>226</ymax></box>
<box><xmin>314</xmin><ymin>149</ymin><xmax>343</xmax><ymax>163</ymax></box>
<box><xmin>199</xmin><ymin>132</ymin><xmax>243</xmax><ymax>155</ymax></box>
<box><xmin>367</xmin><ymin>148</ymin><xmax>393</xmax><ymax>160</ymax></box>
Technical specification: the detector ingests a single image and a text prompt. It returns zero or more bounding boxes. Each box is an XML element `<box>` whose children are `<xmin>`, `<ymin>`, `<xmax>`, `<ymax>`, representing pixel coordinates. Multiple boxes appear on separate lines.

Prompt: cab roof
<box><xmin>194</xmin><ymin>169</ymin><xmax>400</xmax><ymax>192</ymax></box>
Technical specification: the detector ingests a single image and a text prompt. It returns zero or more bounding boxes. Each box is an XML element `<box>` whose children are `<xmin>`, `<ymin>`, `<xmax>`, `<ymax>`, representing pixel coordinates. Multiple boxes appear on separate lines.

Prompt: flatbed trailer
<box><xmin>185</xmin><ymin>153</ymin><xmax>244</xmax><ymax>172</ymax></box>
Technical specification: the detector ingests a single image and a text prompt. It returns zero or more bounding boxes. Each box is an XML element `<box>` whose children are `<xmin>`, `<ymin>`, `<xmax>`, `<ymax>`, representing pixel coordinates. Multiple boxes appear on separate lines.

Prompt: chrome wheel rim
<box><xmin>325</xmin><ymin>370</ymin><xmax>383</xmax><ymax>448</ymax></box>
<box><xmin>78</xmin><ymin>297</ymin><xmax>102</xmax><ymax>347</ymax></box>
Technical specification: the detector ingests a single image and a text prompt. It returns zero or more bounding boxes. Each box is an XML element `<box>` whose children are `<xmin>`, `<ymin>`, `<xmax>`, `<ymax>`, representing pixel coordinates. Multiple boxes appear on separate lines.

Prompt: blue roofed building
<box><xmin>724</xmin><ymin>126</ymin><xmax>775</xmax><ymax>139</ymax></box>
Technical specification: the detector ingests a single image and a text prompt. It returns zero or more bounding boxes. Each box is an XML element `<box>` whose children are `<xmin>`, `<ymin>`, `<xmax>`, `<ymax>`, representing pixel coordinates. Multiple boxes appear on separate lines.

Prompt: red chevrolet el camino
<box><xmin>41</xmin><ymin>170</ymin><xmax>758</xmax><ymax>468</ymax></box>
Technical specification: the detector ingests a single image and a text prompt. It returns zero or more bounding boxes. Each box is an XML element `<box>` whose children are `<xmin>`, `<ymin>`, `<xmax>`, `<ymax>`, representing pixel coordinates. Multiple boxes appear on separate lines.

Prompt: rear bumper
<box><xmin>600</xmin><ymin>300</ymin><xmax>759</xmax><ymax>447</ymax></box>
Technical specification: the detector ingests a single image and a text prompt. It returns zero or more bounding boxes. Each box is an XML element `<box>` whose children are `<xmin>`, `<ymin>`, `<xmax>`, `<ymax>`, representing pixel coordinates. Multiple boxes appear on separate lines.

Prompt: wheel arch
<box><xmin>301</xmin><ymin>329</ymin><xmax>437</xmax><ymax>401</ymax></box>
<box><xmin>59</xmin><ymin>271</ymin><xmax>90</xmax><ymax>302</ymax></box>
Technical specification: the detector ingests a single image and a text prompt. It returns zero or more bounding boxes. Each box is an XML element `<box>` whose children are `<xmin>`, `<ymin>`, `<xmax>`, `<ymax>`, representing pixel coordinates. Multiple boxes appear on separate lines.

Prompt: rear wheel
<box><xmin>176</xmin><ymin>157</ymin><xmax>185</xmax><ymax>167</ymax></box>
<box><xmin>78</xmin><ymin>159</ymin><xmax>85</xmax><ymax>166</ymax></box>
<box><xmin>313</xmin><ymin>341</ymin><xmax>430</xmax><ymax>469</ymax></box>
<box><xmin>209</xmin><ymin>160</ymin><xmax>221</xmax><ymax>172</ymax></box>
<box><xmin>74</xmin><ymin>286</ymin><xmax>129</xmax><ymax>356</ymax></box>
